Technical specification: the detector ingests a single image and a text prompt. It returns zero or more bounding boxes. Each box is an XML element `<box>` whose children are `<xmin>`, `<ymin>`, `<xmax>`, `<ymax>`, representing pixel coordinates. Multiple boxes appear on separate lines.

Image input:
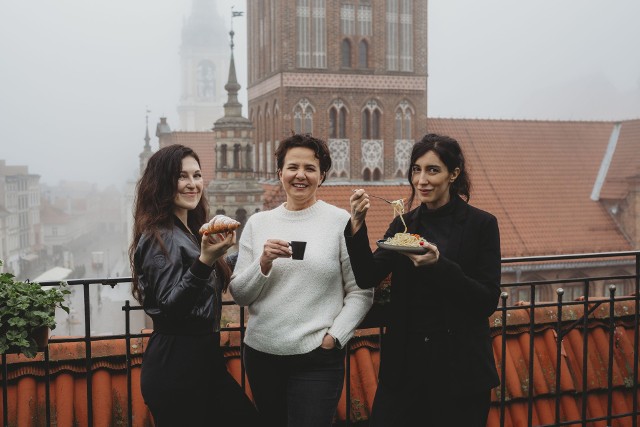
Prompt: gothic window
<box><xmin>329</xmin><ymin>100</ymin><xmax>347</xmax><ymax>139</ymax></box>
<box><xmin>341</xmin><ymin>4</ymin><xmax>355</xmax><ymax>34</ymax></box>
<box><xmin>362</xmin><ymin>100</ymin><xmax>382</xmax><ymax>140</ymax></box>
<box><xmin>395</xmin><ymin>100</ymin><xmax>413</xmax><ymax>140</ymax></box>
<box><xmin>294</xmin><ymin>98</ymin><xmax>314</xmax><ymax>134</ymax></box>
<box><xmin>362</xmin><ymin>100</ymin><xmax>381</xmax><ymax>140</ymax></box>
<box><xmin>362</xmin><ymin>110</ymin><xmax>370</xmax><ymax>139</ymax></box>
<box><xmin>297</xmin><ymin>0</ymin><xmax>326</xmax><ymax>68</ymax></box>
<box><xmin>342</xmin><ymin>39</ymin><xmax>352</xmax><ymax>68</ymax></box>
<box><xmin>372</xmin><ymin>109</ymin><xmax>380</xmax><ymax>139</ymax></box>
<box><xmin>358</xmin><ymin>40</ymin><xmax>368</xmax><ymax>68</ymax></box>
<box><xmin>399</xmin><ymin>0</ymin><xmax>413</xmax><ymax>71</ymax></box>
<box><xmin>363</xmin><ymin>168</ymin><xmax>371</xmax><ymax>181</ymax></box>
<box><xmin>358</xmin><ymin>4</ymin><xmax>372</xmax><ymax>35</ymax></box>
<box><xmin>386</xmin><ymin>0</ymin><xmax>413</xmax><ymax>71</ymax></box>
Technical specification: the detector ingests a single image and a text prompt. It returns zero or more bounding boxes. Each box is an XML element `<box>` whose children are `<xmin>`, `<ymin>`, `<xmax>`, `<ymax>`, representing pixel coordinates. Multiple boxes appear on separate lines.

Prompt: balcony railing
<box><xmin>2</xmin><ymin>251</ymin><xmax>639</xmax><ymax>427</ymax></box>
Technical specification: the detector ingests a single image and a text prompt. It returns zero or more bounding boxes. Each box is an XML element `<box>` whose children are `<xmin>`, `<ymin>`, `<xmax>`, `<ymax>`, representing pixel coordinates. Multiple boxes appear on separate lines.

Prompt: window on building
<box><xmin>362</xmin><ymin>100</ymin><xmax>381</xmax><ymax>141</ymax></box>
<box><xmin>341</xmin><ymin>4</ymin><xmax>355</xmax><ymax>35</ymax></box>
<box><xmin>342</xmin><ymin>39</ymin><xmax>351</xmax><ymax>68</ymax></box>
<box><xmin>358</xmin><ymin>39</ymin><xmax>368</xmax><ymax>68</ymax></box>
<box><xmin>362</xmin><ymin>110</ymin><xmax>371</xmax><ymax>139</ymax></box>
<box><xmin>297</xmin><ymin>0</ymin><xmax>326</xmax><ymax>68</ymax></box>
<box><xmin>386</xmin><ymin>0</ymin><xmax>413</xmax><ymax>71</ymax></box>
<box><xmin>233</xmin><ymin>144</ymin><xmax>241</xmax><ymax>169</ymax></box>
<box><xmin>395</xmin><ymin>100</ymin><xmax>413</xmax><ymax>140</ymax></box>
<box><xmin>329</xmin><ymin>100</ymin><xmax>347</xmax><ymax>139</ymax></box>
<box><xmin>294</xmin><ymin>99</ymin><xmax>314</xmax><ymax>134</ymax></box>
<box><xmin>219</xmin><ymin>144</ymin><xmax>228</xmax><ymax>168</ymax></box>
<box><xmin>358</xmin><ymin>4</ymin><xmax>372</xmax><ymax>35</ymax></box>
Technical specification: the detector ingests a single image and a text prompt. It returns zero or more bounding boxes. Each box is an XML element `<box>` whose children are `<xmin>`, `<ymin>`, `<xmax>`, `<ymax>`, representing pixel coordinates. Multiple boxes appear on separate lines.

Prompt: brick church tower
<box><xmin>246</xmin><ymin>0</ymin><xmax>427</xmax><ymax>182</ymax></box>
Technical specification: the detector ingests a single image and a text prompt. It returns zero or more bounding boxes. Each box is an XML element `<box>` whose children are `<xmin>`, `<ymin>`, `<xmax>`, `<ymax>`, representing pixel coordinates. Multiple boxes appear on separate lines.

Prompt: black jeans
<box><xmin>243</xmin><ymin>344</ymin><xmax>345</xmax><ymax>427</ymax></box>
<box><xmin>369</xmin><ymin>381</ymin><xmax>491</xmax><ymax>427</ymax></box>
<box><xmin>370</xmin><ymin>330</ymin><xmax>491</xmax><ymax>427</ymax></box>
<box><xmin>142</xmin><ymin>331</ymin><xmax>259</xmax><ymax>427</ymax></box>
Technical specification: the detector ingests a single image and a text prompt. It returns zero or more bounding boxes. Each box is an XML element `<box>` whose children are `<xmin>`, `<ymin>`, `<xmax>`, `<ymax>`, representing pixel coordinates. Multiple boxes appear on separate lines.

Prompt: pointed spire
<box><xmin>223</xmin><ymin>29</ymin><xmax>242</xmax><ymax>118</ymax></box>
<box><xmin>139</xmin><ymin>110</ymin><xmax>154</xmax><ymax>175</ymax></box>
<box><xmin>143</xmin><ymin>111</ymin><xmax>151</xmax><ymax>150</ymax></box>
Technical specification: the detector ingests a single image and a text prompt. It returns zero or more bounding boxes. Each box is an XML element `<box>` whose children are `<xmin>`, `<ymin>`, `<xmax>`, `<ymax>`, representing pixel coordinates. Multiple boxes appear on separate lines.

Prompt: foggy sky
<box><xmin>1</xmin><ymin>0</ymin><xmax>638</xmax><ymax>189</ymax></box>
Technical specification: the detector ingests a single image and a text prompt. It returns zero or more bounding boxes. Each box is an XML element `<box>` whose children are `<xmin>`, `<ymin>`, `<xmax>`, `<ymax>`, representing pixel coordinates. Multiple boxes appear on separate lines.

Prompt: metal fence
<box><xmin>2</xmin><ymin>251</ymin><xmax>639</xmax><ymax>427</ymax></box>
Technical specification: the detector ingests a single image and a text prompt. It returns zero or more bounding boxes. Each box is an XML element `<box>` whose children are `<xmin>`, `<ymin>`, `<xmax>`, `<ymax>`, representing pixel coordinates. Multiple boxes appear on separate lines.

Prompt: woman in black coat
<box><xmin>346</xmin><ymin>134</ymin><xmax>501</xmax><ymax>427</ymax></box>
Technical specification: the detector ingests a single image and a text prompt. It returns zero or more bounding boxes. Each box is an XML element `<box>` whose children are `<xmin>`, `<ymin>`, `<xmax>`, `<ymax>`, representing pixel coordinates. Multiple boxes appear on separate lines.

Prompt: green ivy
<box><xmin>0</xmin><ymin>259</ymin><xmax>70</xmax><ymax>358</ymax></box>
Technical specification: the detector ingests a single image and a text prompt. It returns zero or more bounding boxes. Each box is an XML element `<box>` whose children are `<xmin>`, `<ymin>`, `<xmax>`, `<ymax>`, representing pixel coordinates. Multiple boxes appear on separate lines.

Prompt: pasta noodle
<box><xmin>384</xmin><ymin>233</ymin><xmax>427</xmax><ymax>247</ymax></box>
<box><xmin>383</xmin><ymin>197</ymin><xmax>428</xmax><ymax>248</ymax></box>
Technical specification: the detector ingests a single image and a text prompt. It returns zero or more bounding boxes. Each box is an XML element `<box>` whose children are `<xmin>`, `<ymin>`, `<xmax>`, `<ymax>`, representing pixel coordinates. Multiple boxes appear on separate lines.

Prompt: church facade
<box><xmin>246</xmin><ymin>0</ymin><xmax>428</xmax><ymax>182</ymax></box>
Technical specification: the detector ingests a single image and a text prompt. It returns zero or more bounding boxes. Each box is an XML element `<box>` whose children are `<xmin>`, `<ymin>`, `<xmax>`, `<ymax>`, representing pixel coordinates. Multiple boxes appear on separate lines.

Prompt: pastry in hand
<box><xmin>198</xmin><ymin>215</ymin><xmax>241</xmax><ymax>235</ymax></box>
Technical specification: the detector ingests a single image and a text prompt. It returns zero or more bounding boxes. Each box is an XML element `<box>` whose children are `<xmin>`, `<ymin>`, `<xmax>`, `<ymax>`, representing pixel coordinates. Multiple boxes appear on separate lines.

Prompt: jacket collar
<box><xmin>406</xmin><ymin>196</ymin><xmax>469</xmax><ymax>260</ymax></box>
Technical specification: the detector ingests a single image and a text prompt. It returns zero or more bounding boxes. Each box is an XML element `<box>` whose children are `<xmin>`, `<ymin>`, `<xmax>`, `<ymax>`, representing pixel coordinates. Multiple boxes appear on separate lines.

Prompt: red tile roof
<box><xmin>311</xmin><ymin>119</ymin><xmax>638</xmax><ymax>257</ymax></box>
<box><xmin>424</xmin><ymin>118</ymin><xmax>632</xmax><ymax>256</ymax></box>
<box><xmin>2</xmin><ymin>299</ymin><xmax>637</xmax><ymax>426</ymax></box>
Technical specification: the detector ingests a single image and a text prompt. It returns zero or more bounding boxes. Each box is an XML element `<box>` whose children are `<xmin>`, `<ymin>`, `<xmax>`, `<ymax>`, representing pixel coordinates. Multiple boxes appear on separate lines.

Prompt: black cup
<box><xmin>290</xmin><ymin>241</ymin><xmax>307</xmax><ymax>260</ymax></box>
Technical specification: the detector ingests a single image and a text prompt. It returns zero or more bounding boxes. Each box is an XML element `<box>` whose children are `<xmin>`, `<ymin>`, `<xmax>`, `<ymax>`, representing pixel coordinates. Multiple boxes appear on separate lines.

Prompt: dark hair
<box><xmin>275</xmin><ymin>133</ymin><xmax>332</xmax><ymax>184</ymax></box>
<box><xmin>406</xmin><ymin>133</ymin><xmax>471</xmax><ymax>209</ymax></box>
<box><xmin>129</xmin><ymin>144</ymin><xmax>231</xmax><ymax>303</ymax></box>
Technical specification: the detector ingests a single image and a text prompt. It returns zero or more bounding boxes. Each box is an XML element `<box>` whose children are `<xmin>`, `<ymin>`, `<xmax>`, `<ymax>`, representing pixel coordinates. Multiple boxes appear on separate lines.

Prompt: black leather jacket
<box><xmin>134</xmin><ymin>216</ymin><xmax>222</xmax><ymax>333</ymax></box>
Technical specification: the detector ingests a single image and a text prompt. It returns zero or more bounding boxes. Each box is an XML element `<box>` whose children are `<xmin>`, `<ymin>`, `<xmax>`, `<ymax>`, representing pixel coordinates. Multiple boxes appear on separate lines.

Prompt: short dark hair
<box><xmin>275</xmin><ymin>134</ymin><xmax>332</xmax><ymax>184</ymax></box>
<box><xmin>407</xmin><ymin>133</ymin><xmax>471</xmax><ymax>208</ymax></box>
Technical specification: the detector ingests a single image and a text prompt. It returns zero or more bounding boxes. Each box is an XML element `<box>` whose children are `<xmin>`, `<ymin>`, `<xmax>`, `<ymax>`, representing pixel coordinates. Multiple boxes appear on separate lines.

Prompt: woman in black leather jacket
<box><xmin>129</xmin><ymin>144</ymin><xmax>258</xmax><ymax>426</ymax></box>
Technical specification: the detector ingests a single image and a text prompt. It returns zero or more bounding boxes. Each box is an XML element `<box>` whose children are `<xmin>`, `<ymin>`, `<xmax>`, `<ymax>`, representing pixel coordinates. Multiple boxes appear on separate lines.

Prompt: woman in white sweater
<box><xmin>229</xmin><ymin>134</ymin><xmax>373</xmax><ymax>427</ymax></box>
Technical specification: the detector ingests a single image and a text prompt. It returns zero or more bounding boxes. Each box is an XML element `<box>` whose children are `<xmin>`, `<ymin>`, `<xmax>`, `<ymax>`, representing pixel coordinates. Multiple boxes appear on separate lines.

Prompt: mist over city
<box><xmin>1</xmin><ymin>1</ymin><xmax>640</xmax><ymax>426</ymax></box>
<box><xmin>1</xmin><ymin>0</ymin><xmax>638</xmax><ymax>189</ymax></box>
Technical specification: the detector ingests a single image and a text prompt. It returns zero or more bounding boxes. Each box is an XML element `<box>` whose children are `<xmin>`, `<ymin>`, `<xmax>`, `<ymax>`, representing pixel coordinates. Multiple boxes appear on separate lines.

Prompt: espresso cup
<box><xmin>290</xmin><ymin>241</ymin><xmax>307</xmax><ymax>260</ymax></box>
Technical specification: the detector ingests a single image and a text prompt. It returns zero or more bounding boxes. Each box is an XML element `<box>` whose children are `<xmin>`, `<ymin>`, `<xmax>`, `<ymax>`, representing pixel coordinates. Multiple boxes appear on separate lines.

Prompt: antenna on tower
<box><xmin>230</xmin><ymin>5</ymin><xmax>244</xmax><ymax>49</ymax></box>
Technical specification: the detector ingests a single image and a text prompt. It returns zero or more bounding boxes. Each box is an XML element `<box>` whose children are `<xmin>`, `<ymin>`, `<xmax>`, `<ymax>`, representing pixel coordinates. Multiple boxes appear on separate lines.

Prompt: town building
<box><xmin>0</xmin><ymin>160</ymin><xmax>41</xmax><ymax>277</ymax></box>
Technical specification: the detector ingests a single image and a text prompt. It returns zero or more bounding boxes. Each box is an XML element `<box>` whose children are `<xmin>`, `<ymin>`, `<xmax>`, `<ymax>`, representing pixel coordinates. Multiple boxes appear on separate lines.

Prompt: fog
<box><xmin>1</xmin><ymin>0</ymin><xmax>638</xmax><ymax>188</ymax></box>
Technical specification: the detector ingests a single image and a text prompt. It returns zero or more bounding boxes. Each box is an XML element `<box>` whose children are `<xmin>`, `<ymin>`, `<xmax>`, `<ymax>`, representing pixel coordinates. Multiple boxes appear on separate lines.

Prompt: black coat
<box><xmin>345</xmin><ymin>196</ymin><xmax>501</xmax><ymax>395</ymax></box>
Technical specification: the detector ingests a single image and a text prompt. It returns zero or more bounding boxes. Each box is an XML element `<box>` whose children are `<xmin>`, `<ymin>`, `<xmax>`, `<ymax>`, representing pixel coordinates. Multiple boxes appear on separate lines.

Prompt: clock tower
<box><xmin>177</xmin><ymin>0</ymin><xmax>230</xmax><ymax>130</ymax></box>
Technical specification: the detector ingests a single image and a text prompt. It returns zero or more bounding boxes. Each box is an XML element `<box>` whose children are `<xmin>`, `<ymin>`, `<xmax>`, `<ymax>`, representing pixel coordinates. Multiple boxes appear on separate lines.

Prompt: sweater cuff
<box><xmin>190</xmin><ymin>259</ymin><xmax>215</xmax><ymax>279</ymax></box>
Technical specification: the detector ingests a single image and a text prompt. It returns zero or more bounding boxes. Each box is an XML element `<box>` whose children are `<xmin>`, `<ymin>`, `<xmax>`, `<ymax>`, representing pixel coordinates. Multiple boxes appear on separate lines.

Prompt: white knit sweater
<box><xmin>229</xmin><ymin>201</ymin><xmax>374</xmax><ymax>355</ymax></box>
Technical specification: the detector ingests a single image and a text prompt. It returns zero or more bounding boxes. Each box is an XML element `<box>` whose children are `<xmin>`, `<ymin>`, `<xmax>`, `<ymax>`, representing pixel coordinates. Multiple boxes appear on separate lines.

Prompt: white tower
<box><xmin>177</xmin><ymin>0</ymin><xmax>230</xmax><ymax>130</ymax></box>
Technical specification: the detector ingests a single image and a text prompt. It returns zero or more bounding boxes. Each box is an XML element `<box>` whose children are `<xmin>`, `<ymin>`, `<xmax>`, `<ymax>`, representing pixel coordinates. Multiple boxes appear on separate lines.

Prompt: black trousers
<box><xmin>141</xmin><ymin>331</ymin><xmax>259</xmax><ymax>427</ymax></box>
<box><xmin>243</xmin><ymin>344</ymin><xmax>345</xmax><ymax>427</ymax></box>
<box><xmin>369</xmin><ymin>381</ymin><xmax>491</xmax><ymax>427</ymax></box>
<box><xmin>370</xmin><ymin>331</ymin><xmax>491</xmax><ymax>427</ymax></box>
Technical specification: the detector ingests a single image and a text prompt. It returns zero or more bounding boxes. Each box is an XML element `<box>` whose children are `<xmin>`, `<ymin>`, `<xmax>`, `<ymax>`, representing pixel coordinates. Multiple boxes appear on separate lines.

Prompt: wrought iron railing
<box><xmin>1</xmin><ymin>251</ymin><xmax>639</xmax><ymax>427</ymax></box>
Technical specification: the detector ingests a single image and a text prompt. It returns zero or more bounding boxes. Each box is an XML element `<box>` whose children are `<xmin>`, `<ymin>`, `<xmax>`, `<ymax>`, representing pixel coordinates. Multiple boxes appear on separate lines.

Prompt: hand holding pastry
<box><xmin>199</xmin><ymin>214</ymin><xmax>241</xmax><ymax>235</ymax></box>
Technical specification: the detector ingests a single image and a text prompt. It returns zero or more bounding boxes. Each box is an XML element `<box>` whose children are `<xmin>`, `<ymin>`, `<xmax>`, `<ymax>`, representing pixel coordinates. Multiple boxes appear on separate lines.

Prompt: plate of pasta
<box><xmin>377</xmin><ymin>233</ymin><xmax>429</xmax><ymax>254</ymax></box>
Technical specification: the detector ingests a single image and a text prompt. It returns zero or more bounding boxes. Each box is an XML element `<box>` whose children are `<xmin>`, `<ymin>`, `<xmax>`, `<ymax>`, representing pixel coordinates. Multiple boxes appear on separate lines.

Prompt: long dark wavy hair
<box><xmin>406</xmin><ymin>133</ymin><xmax>472</xmax><ymax>209</ymax></box>
<box><xmin>129</xmin><ymin>144</ymin><xmax>231</xmax><ymax>303</ymax></box>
